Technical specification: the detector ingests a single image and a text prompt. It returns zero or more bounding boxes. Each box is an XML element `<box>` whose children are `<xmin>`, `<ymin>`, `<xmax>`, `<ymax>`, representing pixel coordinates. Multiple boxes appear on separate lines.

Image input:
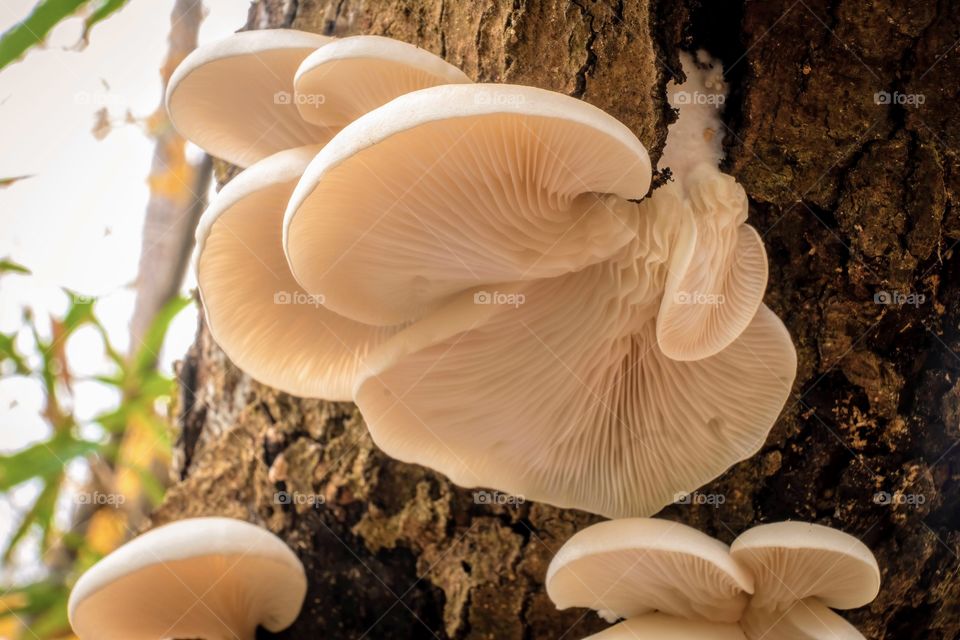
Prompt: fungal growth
<box><xmin>166</xmin><ymin>31</ymin><xmax>471</xmax><ymax>167</ymax></box>
<box><xmin>184</xmin><ymin>33</ymin><xmax>471</xmax><ymax>396</ymax></box>
<box><xmin>345</xmin><ymin>56</ymin><xmax>795</xmax><ymax>518</ymax></box>
<box><xmin>545</xmin><ymin>518</ymin><xmax>880</xmax><ymax>639</ymax></box>
<box><xmin>181</xmin><ymin>35</ymin><xmax>797</xmax><ymax>518</ymax></box>
<box><xmin>67</xmin><ymin>517</ymin><xmax>307</xmax><ymax>640</ymax></box>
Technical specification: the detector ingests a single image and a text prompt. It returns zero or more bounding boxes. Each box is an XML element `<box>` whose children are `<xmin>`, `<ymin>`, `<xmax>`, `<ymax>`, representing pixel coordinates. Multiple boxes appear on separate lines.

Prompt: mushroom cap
<box><xmin>546</xmin><ymin>519</ymin><xmax>754</xmax><ymax>623</ymax></box>
<box><xmin>729</xmin><ymin>522</ymin><xmax>881</xmax><ymax>611</ymax></box>
<box><xmin>284</xmin><ymin>83</ymin><xmax>652</xmax><ymax>326</ymax></box>
<box><xmin>293</xmin><ymin>35</ymin><xmax>471</xmax><ymax>126</ymax></box>
<box><xmin>353</xmin><ymin>202</ymin><xmax>796</xmax><ymax>518</ymax></box>
<box><xmin>740</xmin><ymin>598</ymin><xmax>866</xmax><ymax>640</ymax></box>
<box><xmin>586</xmin><ymin>614</ymin><xmax>748</xmax><ymax>639</ymax></box>
<box><xmin>166</xmin><ymin>29</ymin><xmax>335</xmax><ymax>168</ymax></box>
<box><xmin>195</xmin><ymin>145</ymin><xmax>397</xmax><ymax>400</ymax></box>
<box><xmin>657</xmin><ymin>166</ymin><xmax>768</xmax><ymax>361</ymax></box>
<box><xmin>68</xmin><ymin>517</ymin><xmax>306</xmax><ymax>640</ymax></box>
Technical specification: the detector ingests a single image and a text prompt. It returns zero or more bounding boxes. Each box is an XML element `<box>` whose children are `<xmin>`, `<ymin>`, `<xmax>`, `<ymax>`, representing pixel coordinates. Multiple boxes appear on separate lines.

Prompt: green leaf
<box><xmin>62</xmin><ymin>291</ymin><xmax>97</xmax><ymax>332</ymax></box>
<box><xmin>0</xmin><ymin>0</ymin><xmax>90</xmax><ymax>71</ymax></box>
<box><xmin>2</xmin><ymin>473</ymin><xmax>60</xmax><ymax>562</ymax></box>
<box><xmin>132</xmin><ymin>295</ymin><xmax>191</xmax><ymax>373</ymax></box>
<box><xmin>0</xmin><ymin>435</ymin><xmax>101</xmax><ymax>490</ymax></box>
<box><xmin>0</xmin><ymin>258</ymin><xmax>30</xmax><ymax>274</ymax></box>
<box><xmin>82</xmin><ymin>0</ymin><xmax>129</xmax><ymax>40</ymax></box>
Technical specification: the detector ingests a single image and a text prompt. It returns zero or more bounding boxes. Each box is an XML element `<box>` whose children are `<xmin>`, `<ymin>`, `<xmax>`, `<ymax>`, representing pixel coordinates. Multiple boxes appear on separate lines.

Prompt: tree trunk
<box><xmin>152</xmin><ymin>1</ymin><xmax>960</xmax><ymax>638</ymax></box>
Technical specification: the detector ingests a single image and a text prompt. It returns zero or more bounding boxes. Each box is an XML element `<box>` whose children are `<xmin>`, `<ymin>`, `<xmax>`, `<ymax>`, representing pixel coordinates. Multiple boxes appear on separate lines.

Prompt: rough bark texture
<box><xmin>154</xmin><ymin>1</ymin><xmax>960</xmax><ymax>638</ymax></box>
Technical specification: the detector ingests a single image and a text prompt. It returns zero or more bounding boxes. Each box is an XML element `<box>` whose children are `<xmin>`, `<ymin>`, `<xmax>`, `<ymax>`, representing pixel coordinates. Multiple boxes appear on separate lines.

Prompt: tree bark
<box><xmin>153</xmin><ymin>1</ymin><xmax>960</xmax><ymax>638</ymax></box>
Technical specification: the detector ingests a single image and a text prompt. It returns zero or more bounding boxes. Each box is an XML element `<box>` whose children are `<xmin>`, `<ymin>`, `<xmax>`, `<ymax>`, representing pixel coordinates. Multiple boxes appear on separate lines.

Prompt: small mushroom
<box><xmin>546</xmin><ymin>518</ymin><xmax>754</xmax><ymax>623</ymax></box>
<box><xmin>166</xmin><ymin>30</ymin><xmax>334</xmax><ymax>168</ymax></box>
<box><xmin>293</xmin><ymin>34</ymin><xmax>471</xmax><ymax>127</ymax></box>
<box><xmin>284</xmin><ymin>83</ymin><xmax>651</xmax><ymax>326</ymax></box>
<box><xmin>167</xmin><ymin>31</ymin><xmax>470</xmax><ymax>168</ymax></box>
<box><xmin>67</xmin><ymin>517</ymin><xmax>306</xmax><ymax>640</ymax></box>
<box><xmin>194</xmin><ymin>145</ymin><xmax>399</xmax><ymax>399</ymax></box>
<box><xmin>729</xmin><ymin>521</ymin><xmax>881</xmax><ymax>613</ymax></box>
<box><xmin>586</xmin><ymin>614</ymin><xmax>748</xmax><ymax>639</ymax></box>
<box><xmin>546</xmin><ymin>519</ymin><xmax>880</xmax><ymax>640</ymax></box>
<box><xmin>655</xmin><ymin>51</ymin><xmax>768</xmax><ymax>361</ymax></box>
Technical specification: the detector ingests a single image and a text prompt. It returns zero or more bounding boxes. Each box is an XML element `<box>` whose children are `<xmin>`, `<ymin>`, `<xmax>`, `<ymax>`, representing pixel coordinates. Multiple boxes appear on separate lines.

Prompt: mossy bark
<box><xmin>154</xmin><ymin>1</ymin><xmax>960</xmax><ymax>637</ymax></box>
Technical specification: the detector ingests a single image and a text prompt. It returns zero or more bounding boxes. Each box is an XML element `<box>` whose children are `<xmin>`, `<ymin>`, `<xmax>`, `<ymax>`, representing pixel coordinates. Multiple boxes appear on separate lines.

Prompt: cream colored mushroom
<box><xmin>546</xmin><ymin>519</ymin><xmax>754</xmax><ymax>623</ymax></box>
<box><xmin>68</xmin><ymin>517</ymin><xmax>306</xmax><ymax>640</ymax></box>
<box><xmin>545</xmin><ymin>519</ymin><xmax>879</xmax><ymax>640</ymax></box>
<box><xmin>166</xmin><ymin>30</ymin><xmax>334</xmax><ymax>168</ymax></box>
<box><xmin>284</xmin><ymin>83</ymin><xmax>652</xmax><ymax>326</ymax></box>
<box><xmin>167</xmin><ymin>32</ymin><xmax>471</xmax><ymax>168</ymax></box>
<box><xmin>194</xmin><ymin>145</ymin><xmax>399</xmax><ymax>399</ymax></box>
<box><xmin>353</xmin><ymin>181</ymin><xmax>795</xmax><ymax>517</ymax></box>
<box><xmin>655</xmin><ymin>51</ymin><xmax>768</xmax><ymax>361</ymax></box>
<box><xmin>729</xmin><ymin>521</ymin><xmax>881</xmax><ymax>612</ymax></box>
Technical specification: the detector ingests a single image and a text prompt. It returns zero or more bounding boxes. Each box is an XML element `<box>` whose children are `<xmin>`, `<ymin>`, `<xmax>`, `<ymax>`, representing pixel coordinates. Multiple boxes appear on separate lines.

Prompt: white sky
<box><xmin>0</xmin><ymin>0</ymin><xmax>250</xmax><ymax>583</ymax></box>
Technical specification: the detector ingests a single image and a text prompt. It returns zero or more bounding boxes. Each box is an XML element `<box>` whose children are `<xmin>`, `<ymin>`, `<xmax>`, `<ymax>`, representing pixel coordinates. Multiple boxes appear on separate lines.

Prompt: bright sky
<box><xmin>0</xmin><ymin>0</ymin><xmax>249</xmax><ymax>583</ymax></box>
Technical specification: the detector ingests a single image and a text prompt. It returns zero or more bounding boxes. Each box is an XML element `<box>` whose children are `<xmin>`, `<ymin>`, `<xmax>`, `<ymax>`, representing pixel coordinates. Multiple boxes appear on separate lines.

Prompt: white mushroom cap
<box><xmin>294</xmin><ymin>35</ymin><xmax>471</xmax><ymax>126</ymax></box>
<box><xmin>195</xmin><ymin>145</ymin><xmax>397</xmax><ymax>400</ymax></box>
<box><xmin>729</xmin><ymin>522</ymin><xmax>881</xmax><ymax>611</ymax></box>
<box><xmin>740</xmin><ymin>598</ymin><xmax>866</xmax><ymax>640</ymax></box>
<box><xmin>656</xmin><ymin>165</ymin><xmax>768</xmax><ymax>361</ymax></box>
<box><xmin>586</xmin><ymin>614</ymin><xmax>748</xmax><ymax>639</ymax></box>
<box><xmin>546</xmin><ymin>519</ymin><xmax>754</xmax><ymax>623</ymax></box>
<box><xmin>284</xmin><ymin>83</ymin><xmax>652</xmax><ymax>326</ymax></box>
<box><xmin>353</xmin><ymin>185</ymin><xmax>795</xmax><ymax>517</ymax></box>
<box><xmin>68</xmin><ymin>517</ymin><xmax>306</xmax><ymax>640</ymax></box>
<box><xmin>166</xmin><ymin>30</ymin><xmax>335</xmax><ymax>168</ymax></box>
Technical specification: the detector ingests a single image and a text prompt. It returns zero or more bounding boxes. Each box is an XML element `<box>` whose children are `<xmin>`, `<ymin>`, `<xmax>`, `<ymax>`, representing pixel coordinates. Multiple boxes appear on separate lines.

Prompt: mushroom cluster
<box><xmin>546</xmin><ymin>518</ymin><xmax>881</xmax><ymax>639</ymax></box>
<box><xmin>176</xmin><ymin>31</ymin><xmax>796</xmax><ymax>519</ymax></box>
<box><xmin>68</xmin><ymin>517</ymin><xmax>307</xmax><ymax>640</ymax></box>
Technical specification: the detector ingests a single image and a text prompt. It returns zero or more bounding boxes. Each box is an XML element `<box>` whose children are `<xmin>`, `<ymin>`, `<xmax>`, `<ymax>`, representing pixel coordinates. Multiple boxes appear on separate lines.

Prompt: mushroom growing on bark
<box><xmin>545</xmin><ymin>518</ymin><xmax>880</xmax><ymax>640</ymax></box>
<box><xmin>181</xmin><ymin>32</ymin><xmax>472</xmax><ymax>396</ymax></box>
<box><xmin>284</xmin><ymin>83</ymin><xmax>651</xmax><ymax>326</ymax></box>
<box><xmin>167</xmin><ymin>31</ymin><xmax>470</xmax><ymax>167</ymax></box>
<box><xmin>333</xmin><ymin>73</ymin><xmax>794</xmax><ymax>517</ymax></box>
<box><xmin>67</xmin><ymin>517</ymin><xmax>306</xmax><ymax>640</ymax></box>
<box><xmin>194</xmin><ymin>145</ymin><xmax>400</xmax><ymax>399</ymax></box>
